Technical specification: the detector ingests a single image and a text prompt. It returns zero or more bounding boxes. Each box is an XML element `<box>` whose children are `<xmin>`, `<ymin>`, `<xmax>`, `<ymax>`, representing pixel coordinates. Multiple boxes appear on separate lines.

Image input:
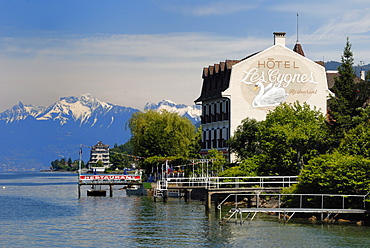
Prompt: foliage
<box><xmin>140</xmin><ymin>156</ymin><xmax>188</xmax><ymax>173</ymax></box>
<box><xmin>50</xmin><ymin>158</ymin><xmax>83</xmax><ymax>171</ymax></box>
<box><xmin>327</xmin><ymin>37</ymin><xmax>364</xmax><ymax>145</ymax></box>
<box><xmin>188</xmin><ymin>126</ymin><xmax>202</xmax><ymax>159</ymax></box>
<box><xmin>95</xmin><ymin>160</ymin><xmax>104</xmax><ymax>167</ymax></box>
<box><xmin>351</xmin><ymin>105</ymin><xmax>370</xmax><ymax>125</ymax></box>
<box><xmin>218</xmin><ymin>165</ymin><xmax>248</xmax><ymax>177</ymax></box>
<box><xmin>205</xmin><ymin>148</ymin><xmax>226</xmax><ymax>175</ymax></box>
<box><xmin>220</xmin><ymin>155</ymin><xmax>259</xmax><ymax>177</ymax></box>
<box><xmin>110</xmin><ymin>140</ymin><xmax>135</xmax><ymax>169</ymax></box>
<box><xmin>112</xmin><ymin>141</ymin><xmax>134</xmax><ymax>154</ymax></box>
<box><xmin>228</xmin><ymin>118</ymin><xmax>261</xmax><ymax>161</ymax></box>
<box><xmin>298</xmin><ymin>152</ymin><xmax>370</xmax><ymax>195</ymax></box>
<box><xmin>128</xmin><ymin>109</ymin><xmax>196</xmax><ymax>158</ymax></box>
<box><xmin>332</xmin><ymin>37</ymin><xmax>356</xmax><ymax>106</ymax></box>
<box><xmin>109</xmin><ymin>152</ymin><xmax>131</xmax><ymax>169</ymax></box>
<box><xmin>337</xmin><ymin>121</ymin><xmax>370</xmax><ymax>157</ymax></box>
<box><xmin>257</xmin><ymin>102</ymin><xmax>329</xmax><ymax>175</ymax></box>
<box><xmin>229</xmin><ymin>102</ymin><xmax>329</xmax><ymax>176</ymax></box>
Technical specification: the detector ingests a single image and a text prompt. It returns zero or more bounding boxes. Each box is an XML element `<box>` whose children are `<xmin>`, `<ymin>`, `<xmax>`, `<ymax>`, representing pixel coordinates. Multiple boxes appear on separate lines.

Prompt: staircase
<box><xmin>154</xmin><ymin>180</ymin><xmax>167</xmax><ymax>198</ymax></box>
<box><xmin>219</xmin><ymin>208</ymin><xmax>239</xmax><ymax>224</ymax></box>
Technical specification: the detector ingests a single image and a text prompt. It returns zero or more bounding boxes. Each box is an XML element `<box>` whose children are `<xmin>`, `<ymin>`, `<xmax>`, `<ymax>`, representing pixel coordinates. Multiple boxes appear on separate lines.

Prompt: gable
<box><xmin>223</xmin><ymin>44</ymin><xmax>330</xmax><ymax>121</ymax></box>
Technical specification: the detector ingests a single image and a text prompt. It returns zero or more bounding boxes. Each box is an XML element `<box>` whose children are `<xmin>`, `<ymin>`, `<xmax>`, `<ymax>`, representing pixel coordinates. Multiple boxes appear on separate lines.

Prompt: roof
<box><xmin>293</xmin><ymin>42</ymin><xmax>305</xmax><ymax>57</ymax></box>
<box><xmin>326</xmin><ymin>71</ymin><xmax>364</xmax><ymax>89</ymax></box>
<box><xmin>92</xmin><ymin>141</ymin><xmax>109</xmax><ymax>149</ymax></box>
<box><xmin>326</xmin><ymin>71</ymin><xmax>338</xmax><ymax>89</ymax></box>
<box><xmin>195</xmin><ymin>52</ymin><xmax>261</xmax><ymax>103</ymax></box>
<box><xmin>195</xmin><ymin>60</ymin><xmax>241</xmax><ymax>102</ymax></box>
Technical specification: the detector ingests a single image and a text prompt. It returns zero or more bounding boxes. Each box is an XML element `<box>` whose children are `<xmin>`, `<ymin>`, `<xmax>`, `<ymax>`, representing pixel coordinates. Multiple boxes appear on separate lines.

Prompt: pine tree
<box><xmin>335</xmin><ymin>38</ymin><xmax>356</xmax><ymax>99</ymax></box>
<box><xmin>330</xmin><ymin>37</ymin><xmax>356</xmax><ymax>115</ymax></box>
<box><xmin>327</xmin><ymin>38</ymin><xmax>358</xmax><ymax>146</ymax></box>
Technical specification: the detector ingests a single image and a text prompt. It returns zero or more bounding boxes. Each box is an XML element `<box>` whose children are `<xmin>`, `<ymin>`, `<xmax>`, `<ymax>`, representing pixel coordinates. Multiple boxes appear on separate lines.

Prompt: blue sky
<box><xmin>0</xmin><ymin>0</ymin><xmax>369</xmax><ymax>111</ymax></box>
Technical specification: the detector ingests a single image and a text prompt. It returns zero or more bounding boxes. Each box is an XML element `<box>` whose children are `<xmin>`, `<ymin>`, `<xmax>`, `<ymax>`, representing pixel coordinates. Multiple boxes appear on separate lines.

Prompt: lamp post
<box><xmin>78</xmin><ymin>144</ymin><xmax>82</xmax><ymax>176</ymax></box>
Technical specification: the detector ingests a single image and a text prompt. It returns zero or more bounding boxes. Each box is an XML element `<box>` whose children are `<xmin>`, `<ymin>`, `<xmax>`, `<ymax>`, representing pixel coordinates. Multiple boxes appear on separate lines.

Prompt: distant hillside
<box><xmin>325</xmin><ymin>61</ymin><xmax>370</xmax><ymax>78</ymax></box>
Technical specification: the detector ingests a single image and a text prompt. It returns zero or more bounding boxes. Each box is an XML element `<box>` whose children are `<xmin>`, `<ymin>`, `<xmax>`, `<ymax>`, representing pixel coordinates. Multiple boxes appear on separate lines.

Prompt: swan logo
<box><xmin>252</xmin><ymin>81</ymin><xmax>288</xmax><ymax>107</ymax></box>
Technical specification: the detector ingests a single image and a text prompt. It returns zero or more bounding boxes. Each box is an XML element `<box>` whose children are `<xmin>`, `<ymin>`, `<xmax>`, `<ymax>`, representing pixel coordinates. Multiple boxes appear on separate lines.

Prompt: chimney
<box><xmin>273</xmin><ymin>32</ymin><xmax>286</xmax><ymax>46</ymax></box>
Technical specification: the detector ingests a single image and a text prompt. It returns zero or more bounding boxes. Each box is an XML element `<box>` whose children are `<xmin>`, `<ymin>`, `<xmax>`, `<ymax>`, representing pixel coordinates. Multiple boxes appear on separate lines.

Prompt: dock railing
<box><xmin>217</xmin><ymin>193</ymin><xmax>370</xmax><ymax>222</ymax></box>
<box><xmin>164</xmin><ymin>176</ymin><xmax>298</xmax><ymax>189</ymax></box>
<box><xmin>217</xmin><ymin>193</ymin><xmax>370</xmax><ymax>210</ymax></box>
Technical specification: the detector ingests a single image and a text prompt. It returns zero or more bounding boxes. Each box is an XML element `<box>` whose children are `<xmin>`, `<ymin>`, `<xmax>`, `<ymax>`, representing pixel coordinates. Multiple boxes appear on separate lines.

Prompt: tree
<box><xmin>188</xmin><ymin>126</ymin><xmax>202</xmax><ymax>159</ymax></box>
<box><xmin>228</xmin><ymin>117</ymin><xmax>261</xmax><ymax>161</ymax></box>
<box><xmin>205</xmin><ymin>148</ymin><xmax>226</xmax><ymax>175</ymax></box>
<box><xmin>327</xmin><ymin>38</ymin><xmax>358</xmax><ymax>144</ymax></box>
<box><xmin>219</xmin><ymin>155</ymin><xmax>260</xmax><ymax>177</ymax></box>
<box><xmin>128</xmin><ymin>109</ymin><xmax>196</xmax><ymax>158</ymax></box>
<box><xmin>109</xmin><ymin>140</ymin><xmax>135</xmax><ymax>169</ymax></box>
<box><xmin>96</xmin><ymin>160</ymin><xmax>104</xmax><ymax>167</ymax></box>
<box><xmin>228</xmin><ymin>102</ymin><xmax>329</xmax><ymax>176</ymax></box>
<box><xmin>141</xmin><ymin>156</ymin><xmax>188</xmax><ymax>174</ymax></box>
<box><xmin>109</xmin><ymin>152</ymin><xmax>130</xmax><ymax>169</ymax></box>
<box><xmin>257</xmin><ymin>102</ymin><xmax>329</xmax><ymax>175</ymax></box>
<box><xmin>50</xmin><ymin>157</ymin><xmax>81</xmax><ymax>171</ymax></box>
<box><xmin>298</xmin><ymin>152</ymin><xmax>370</xmax><ymax>195</ymax></box>
<box><xmin>332</xmin><ymin>37</ymin><xmax>356</xmax><ymax>106</ymax></box>
<box><xmin>228</xmin><ymin>103</ymin><xmax>329</xmax><ymax>174</ymax></box>
<box><xmin>111</xmin><ymin>140</ymin><xmax>134</xmax><ymax>155</ymax></box>
<box><xmin>337</xmin><ymin>121</ymin><xmax>370</xmax><ymax>158</ymax></box>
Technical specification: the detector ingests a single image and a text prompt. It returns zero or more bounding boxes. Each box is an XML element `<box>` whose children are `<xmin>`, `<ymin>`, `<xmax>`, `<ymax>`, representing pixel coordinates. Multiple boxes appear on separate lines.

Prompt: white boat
<box><xmin>91</xmin><ymin>167</ymin><xmax>105</xmax><ymax>173</ymax></box>
<box><xmin>126</xmin><ymin>185</ymin><xmax>148</xmax><ymax>196</ymax></box>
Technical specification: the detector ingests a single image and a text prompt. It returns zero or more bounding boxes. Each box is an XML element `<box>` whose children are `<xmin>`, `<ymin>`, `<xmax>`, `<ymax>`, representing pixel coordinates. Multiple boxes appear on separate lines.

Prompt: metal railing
<box><xmin>163</xmin><ymin>176</ymin><xmax>298</xmax><ymax>189</ymax></box>
<box><xmin>217</xmin><ymin>193</ymin><xmax>370</xmax><ymax>211</ymax></box>
<box><xmin>218</xmin><ymin>193</ymin><xmax>370</xmax><ymax>224</ymax></box>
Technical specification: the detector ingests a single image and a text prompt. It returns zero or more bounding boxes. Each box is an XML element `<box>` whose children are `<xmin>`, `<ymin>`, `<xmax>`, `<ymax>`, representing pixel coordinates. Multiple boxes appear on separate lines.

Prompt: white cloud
<box><xmin>312</xmin><ymin>10</ymin><xmax>370</xmax><ymax>38</ymax></box>
<box><xmin>1</xmin><ymin>1</ymin><xmax>370</xmax><ymax>113</ymax></box>
<box><xmin>0</xmin><ymin>33</ymin><xmax>271</xmax><ymax>112</ymax></box>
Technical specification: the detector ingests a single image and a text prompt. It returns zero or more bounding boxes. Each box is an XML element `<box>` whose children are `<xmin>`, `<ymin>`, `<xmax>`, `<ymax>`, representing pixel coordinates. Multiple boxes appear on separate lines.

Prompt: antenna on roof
<box><xmin>296</xmin><ymin>13</ymin><xmax>299</xmax><ymax>43</ymax></box>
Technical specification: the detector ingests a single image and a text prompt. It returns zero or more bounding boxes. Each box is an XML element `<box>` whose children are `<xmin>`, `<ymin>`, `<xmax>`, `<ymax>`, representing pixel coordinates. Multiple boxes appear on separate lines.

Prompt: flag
<box><xmin>165</xmin><ymin>160</ymin><xmax>170</xmax><ymax>174</ymax></box>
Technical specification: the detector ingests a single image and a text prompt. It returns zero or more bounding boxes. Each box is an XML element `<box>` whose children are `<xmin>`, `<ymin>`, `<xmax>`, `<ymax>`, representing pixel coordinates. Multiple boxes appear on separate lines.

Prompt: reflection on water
<box><xmin>0</xmin><ymin>172</ymin><xmax>369</xmax><ymax>248</ymax></box>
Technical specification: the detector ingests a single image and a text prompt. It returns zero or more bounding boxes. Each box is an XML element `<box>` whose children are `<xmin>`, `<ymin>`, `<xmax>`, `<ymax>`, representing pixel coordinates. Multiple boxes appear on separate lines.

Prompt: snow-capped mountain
<box><xmin>0</xmin><ymin>102</ymin><xmax>46</xmax><ymax>123</ymax></box>
<box><xmin>144</xmin><ymin>100</ymin><xmax>201</xmax><ymax>124</ymax></box>
<box><xmin>0</xmin><ymin>94</ymin><xmax>201</xmax><ymax>171</ymax></box>
<box><xmin>0</xmin><ymin>93</ymin><xmax>135</xmax><ymax>126</ymax></box>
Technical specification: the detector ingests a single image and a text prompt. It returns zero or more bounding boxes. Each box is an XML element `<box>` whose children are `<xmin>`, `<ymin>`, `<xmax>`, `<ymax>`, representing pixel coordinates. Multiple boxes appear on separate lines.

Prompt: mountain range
<box><xmin>325</xmin><ymin>61</ymin><xmax>370</xmax><ymax>77</ymax></box>
<box><xmin>0</xmin><ymin>94</ymin><xmax>201</xmax><ymax>171</ymax></box>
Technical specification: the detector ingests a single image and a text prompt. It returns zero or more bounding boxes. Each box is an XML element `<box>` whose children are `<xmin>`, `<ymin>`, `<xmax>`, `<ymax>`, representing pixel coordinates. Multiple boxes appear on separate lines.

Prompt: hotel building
<box><xmin>195</xmin><ymin>32</ymin><xmax>333</xmax><ymax>161</ymax></box>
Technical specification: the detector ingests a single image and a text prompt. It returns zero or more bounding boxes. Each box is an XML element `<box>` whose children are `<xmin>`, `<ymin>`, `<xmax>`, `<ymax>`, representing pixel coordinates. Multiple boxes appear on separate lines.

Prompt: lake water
<box><xmin>1</xmin><ymin>172</ymin><xmax>369</xmax><ymax>247</ymax></box>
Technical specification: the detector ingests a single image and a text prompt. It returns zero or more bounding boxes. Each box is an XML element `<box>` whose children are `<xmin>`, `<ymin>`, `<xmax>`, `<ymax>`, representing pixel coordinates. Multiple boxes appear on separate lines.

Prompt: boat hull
<box><xmin>126</xmin><ymin>185</ymin><xmax>148</xmax><ymax>196</ymax></box>
<box><xmin>87</xmin><ymin>190</ymin><xmax>107</xmax><ymax>197</ymax></box>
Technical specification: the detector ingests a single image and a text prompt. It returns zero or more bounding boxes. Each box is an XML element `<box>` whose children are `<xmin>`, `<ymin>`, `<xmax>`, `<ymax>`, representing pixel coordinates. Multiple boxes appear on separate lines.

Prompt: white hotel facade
<box><xmin>195</xmin><ymin>32</ymin><xmax>333</xmax><ymax>162</ymax></box>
